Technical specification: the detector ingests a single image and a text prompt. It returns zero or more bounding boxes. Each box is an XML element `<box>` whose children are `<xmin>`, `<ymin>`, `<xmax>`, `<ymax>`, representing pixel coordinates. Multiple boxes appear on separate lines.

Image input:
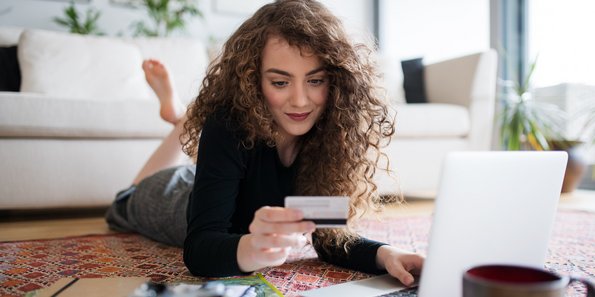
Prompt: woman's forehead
<box><xmin>261</xmin><ymin>41</ymin><xmax>323</xmax><ymax>75</ymax></box>
<box><xmin>264</xmin><ymin>35</ymin><xmax>316</xmax><ymax>58</ymax></box>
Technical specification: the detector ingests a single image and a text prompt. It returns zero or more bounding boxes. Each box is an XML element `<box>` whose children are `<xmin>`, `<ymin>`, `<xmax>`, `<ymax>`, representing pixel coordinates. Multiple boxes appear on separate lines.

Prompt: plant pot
<box><xmin>550</xmin><ymin>140</ymin><xmax>588</xmax><ymax>193</ymax></box>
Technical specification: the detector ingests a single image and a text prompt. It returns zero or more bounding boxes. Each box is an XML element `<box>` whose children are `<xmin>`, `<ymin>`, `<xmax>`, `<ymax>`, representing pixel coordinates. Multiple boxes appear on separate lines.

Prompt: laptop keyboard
<box><xmin>376</xmin><ymin>286</ymin><xmax>418</xmax><ymax>297</ymax></box>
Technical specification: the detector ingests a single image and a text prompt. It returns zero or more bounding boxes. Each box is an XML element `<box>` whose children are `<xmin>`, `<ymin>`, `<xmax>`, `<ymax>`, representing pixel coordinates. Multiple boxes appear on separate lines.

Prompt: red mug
<box><xmin>463</xmin><ymin>264</ymin><xmax>595</xmax><ymax>297</ymax></box>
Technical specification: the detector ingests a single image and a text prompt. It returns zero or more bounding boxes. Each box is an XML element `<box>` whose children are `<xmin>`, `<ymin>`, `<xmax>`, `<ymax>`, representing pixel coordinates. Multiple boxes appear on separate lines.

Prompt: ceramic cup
<box><xmin>463</xmin><ymin>264</ymin><xmax>595</xmax><ymax>297</ymax></box>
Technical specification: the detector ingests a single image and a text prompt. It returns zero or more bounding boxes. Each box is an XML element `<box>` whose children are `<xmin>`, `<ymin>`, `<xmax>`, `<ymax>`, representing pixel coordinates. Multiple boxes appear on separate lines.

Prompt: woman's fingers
<box><xmin>386</xmin><ymin>262</ymin><xmax>415</xmax><ymax>286</ymax></box>
<box><xmin>385</xmin><ymin>254</ymin><xmax>424</xmax><ymax>286</ymax></box>
<box><xmin>250</xmin><ymin>219</ymin><xmax>315</xmax><ymax>234</ymax></box>
<box><xmin>237</xmin><ymin>234</ymin><xmax>292</xmax><ymax>273</ymax></box>
<box><xmin>251</xmin><ymin>233</ymin><xmax>308</xmax><ymax>249</ymax></box>
<box><xmin>255</xmin><ymin>206</ymin><xmax>303</xmax><ymax>222</ymax></box>
<box><xmin>241</xmin><ymin>206</ymin><xmax>314</xmax><ymax>271</ymax></box>
<box><xmin>250</xmin><ymin>206</ymin><xmax>315</xmax><ymax>235</ymax></box>
<box><xmin>251</xmin><ymin>247</ymin><xmax>290</xmax><ymax>266</ymax></box>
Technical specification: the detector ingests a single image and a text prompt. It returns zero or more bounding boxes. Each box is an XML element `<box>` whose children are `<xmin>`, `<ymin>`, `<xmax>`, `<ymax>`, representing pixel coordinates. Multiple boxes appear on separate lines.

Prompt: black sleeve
<box><xmin>183</xmin><ymin>114</ymin><xmax>247</xmax><ymax>277</ymax></box>
<box><xmin>312</xmin><ymin>232</ymin><xmax>388</xmax><ymax>275</ymax></box>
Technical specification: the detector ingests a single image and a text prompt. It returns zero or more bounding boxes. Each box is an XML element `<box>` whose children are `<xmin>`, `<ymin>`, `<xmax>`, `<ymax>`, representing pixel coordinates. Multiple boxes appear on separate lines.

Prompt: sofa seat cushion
<box><xmin>0</xmin><ymin>92</ymin><xmax>170</xmax><ymax>138</ymax></box>
<box><xmin>394</xmin><ymin>103</ymin><xmax>470</xmax><ymax>138</ymax></box>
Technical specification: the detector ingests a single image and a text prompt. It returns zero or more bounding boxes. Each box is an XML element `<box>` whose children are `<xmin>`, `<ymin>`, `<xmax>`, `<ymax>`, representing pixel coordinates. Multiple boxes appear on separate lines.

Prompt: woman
<box><xmin>106</xmin><ymin>0</ymin><xmax>423</xmax><ymax>286</ymax></box>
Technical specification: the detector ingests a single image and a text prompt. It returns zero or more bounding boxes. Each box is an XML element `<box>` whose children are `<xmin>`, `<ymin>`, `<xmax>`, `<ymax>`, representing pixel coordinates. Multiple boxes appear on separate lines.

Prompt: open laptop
<box><xmin>300</xmin><ymin>151</ymin><xmax>568</xmax><ymax>297</ymax></box>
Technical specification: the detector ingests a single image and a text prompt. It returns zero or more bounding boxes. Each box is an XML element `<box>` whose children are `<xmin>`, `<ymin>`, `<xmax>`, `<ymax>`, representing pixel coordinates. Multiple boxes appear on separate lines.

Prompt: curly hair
<box><xmin>182</xmin><ymin>0</ymin><xmax>396</xmax><ymax>256</ymax></box>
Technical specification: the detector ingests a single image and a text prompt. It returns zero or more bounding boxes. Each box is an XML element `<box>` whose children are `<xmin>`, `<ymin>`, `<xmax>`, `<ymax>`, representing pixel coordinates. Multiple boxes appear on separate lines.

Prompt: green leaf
<box><xmin>65</xmin><ymin>6</ymin><xmax>78</xmax><ymax>21</ymax></box>
<box><xmin>53</xmin><ymin>17</ymin><xmax>70</xmax><ymax>27</ymax></box>
<box><xmin>53</xmin><ymin>2</ymin><xmax>103</xmax><ymax>35</ymax></box>
<box><xmin>528</xmin><ymin>121</ymin><xmax>549</xmax><ymax>150</ymax></box>
<box><xmin>520</xmin><ymin>57</ymin><xmax>538</xmax><ymax>94</ymax></box>
<box><xmin>130</xmin><ymin>0</ymin><xmax>203</xmax><ymax>36</ymax></box>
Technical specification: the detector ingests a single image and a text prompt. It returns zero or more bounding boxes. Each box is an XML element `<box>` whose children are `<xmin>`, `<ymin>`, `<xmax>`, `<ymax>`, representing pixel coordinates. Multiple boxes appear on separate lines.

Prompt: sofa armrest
<box><xmin>424</xmin><ymin>50</ymin><xmax>498</xmax><ymax>150</ymax></box>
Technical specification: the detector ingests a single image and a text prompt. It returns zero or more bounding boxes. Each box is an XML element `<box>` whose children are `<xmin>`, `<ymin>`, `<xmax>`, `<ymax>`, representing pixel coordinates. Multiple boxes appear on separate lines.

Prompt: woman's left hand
<box><xmin>376</xmin><ymin>245</ymin><xmax>424</xmax><ymax>286</ymax></box>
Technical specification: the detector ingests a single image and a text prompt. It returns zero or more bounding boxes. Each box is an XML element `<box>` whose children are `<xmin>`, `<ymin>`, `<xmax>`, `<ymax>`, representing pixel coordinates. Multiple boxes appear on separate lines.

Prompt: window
<box><xmin>528</xmin><ymin>0</ymin><xmax>595</xmax><ymax>146</ymax></box>
<box><xmin>528</xmin><ymin>0</ymin><xmax>595</xmax><ymax>87</ymax></box>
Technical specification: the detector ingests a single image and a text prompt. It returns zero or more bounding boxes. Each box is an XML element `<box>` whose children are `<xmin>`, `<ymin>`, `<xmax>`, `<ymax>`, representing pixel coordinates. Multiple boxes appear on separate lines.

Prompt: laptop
<box><xmin>300</xmin><ymin>151</ymin><xmax>568</xmax><ymax>297</ymax></box>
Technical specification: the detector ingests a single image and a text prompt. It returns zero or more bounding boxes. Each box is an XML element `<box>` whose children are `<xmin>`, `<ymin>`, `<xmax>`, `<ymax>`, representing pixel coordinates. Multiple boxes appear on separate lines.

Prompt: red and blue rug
<box><xmin>1</xmin><ymin>210</ymin><xmax>593</xmax><ymax>297</ymax></box>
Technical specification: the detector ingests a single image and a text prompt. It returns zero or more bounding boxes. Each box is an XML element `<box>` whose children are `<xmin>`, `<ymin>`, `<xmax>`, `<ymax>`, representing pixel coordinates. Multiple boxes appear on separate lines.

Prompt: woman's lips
<box><xmin>286</xmin><ymin>112</ymin><xmax>311</xmax><ymax>121</ymax></box>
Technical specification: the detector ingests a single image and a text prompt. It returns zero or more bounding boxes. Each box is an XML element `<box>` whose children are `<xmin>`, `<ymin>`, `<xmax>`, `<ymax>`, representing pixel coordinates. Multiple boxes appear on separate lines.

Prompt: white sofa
<box><xmin>376</xmin><ymin>50</ymin><xmax>498</xmax><ymax>197</ymax></box>
<box><xmin>0</xmin><ymin>28</ymin><xmax>208</xmax><ymax>209</ymax></box>
<box><xmin>0</xmin><ymin>27</ymin><xmax>497</xmax><ymax>209</ymax></box>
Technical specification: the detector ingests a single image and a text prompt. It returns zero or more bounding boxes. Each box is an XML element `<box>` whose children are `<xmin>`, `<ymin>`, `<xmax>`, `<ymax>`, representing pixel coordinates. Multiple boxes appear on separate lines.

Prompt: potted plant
<box><xmin>498</xmin><ymin>61</ymin><xmax>594</xmax><ymax>192</ymax></box>
<box><xmin>130</xmin><ymin>0</ymin><xmax>203</xmax><ymax>37</ymax></box>
<box><xmin>499</xmin><ymin>61</ymin><xmax>566</xmax><ymax>150</ymax></box>
<box><xmin>563</xmin><ymin>101</ymin><xmax>595</xmax><ymax>190</ymax></box>
<box><xmin>575</xmin><ymin>101</ymin><xmax>595</xmax><ymax>147</ymax></box>
<box><xmin>53</xmin><ymin>2</ymin><xmax>104</xmax><ymax>35</ymax></box>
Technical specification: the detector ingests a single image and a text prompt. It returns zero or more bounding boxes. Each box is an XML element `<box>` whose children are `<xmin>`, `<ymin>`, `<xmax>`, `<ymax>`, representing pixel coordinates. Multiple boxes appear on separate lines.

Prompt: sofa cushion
<box><xmin>127</xmin><ymin>37</ymin><xmax>209</xmax><ymax>105</ymax></box>
<box><xmin>18</xmin><ymin>29</ymin><xmax>152</xmax><ymax>100</ymax></box>
<box><xmin>393</xmin><ymin>103</ymin><xmax>470</xmax><ymax>137</ymax></box>
<box><xmin>0</xmin><ymin>92</ymin><xmax>170</xmax><ymax>138</ymax></box>
<box><xmin>0</xmin><ymin>26</ymin><xmax>23</xmax><ymax>46</ymax></box>
<box><xmin>401</xmin><ymin>58</ymin><xmax>428</xmax><ymax>103</ymax></box>
<box><xmin>0</xmin><ymin>46</ymin><xmax>20</xmax><ymax>91</ymax></box>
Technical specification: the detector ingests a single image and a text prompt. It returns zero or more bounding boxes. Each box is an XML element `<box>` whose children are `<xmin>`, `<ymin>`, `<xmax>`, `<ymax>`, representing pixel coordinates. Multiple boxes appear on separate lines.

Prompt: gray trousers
<box><xmin>105</xmin><ymin>165</ymin><xmax>195</xmax><ymax>247</ymax></box>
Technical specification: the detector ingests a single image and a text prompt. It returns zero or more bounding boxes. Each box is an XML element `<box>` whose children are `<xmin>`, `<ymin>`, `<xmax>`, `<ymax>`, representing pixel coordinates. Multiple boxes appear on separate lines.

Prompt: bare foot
<box><xmin>142</xmin><ymin>59</ymin><xmax>184</xmax><ymax>124</ymax></box>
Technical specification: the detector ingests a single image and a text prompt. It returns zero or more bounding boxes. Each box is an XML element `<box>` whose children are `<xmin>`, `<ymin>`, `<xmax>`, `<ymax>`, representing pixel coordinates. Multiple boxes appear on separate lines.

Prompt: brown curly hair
<box><xmin>182</xmin><ymin>0</ymin><xmax>396</xmax><ymax>256</ymax></box>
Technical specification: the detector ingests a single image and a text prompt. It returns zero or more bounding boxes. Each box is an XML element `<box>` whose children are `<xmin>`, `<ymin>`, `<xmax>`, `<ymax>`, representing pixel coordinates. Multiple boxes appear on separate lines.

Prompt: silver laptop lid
<box><xmin>418</xmin><ymin>151</ymin><xmax>568</xmax><ymax>297</ymax></box>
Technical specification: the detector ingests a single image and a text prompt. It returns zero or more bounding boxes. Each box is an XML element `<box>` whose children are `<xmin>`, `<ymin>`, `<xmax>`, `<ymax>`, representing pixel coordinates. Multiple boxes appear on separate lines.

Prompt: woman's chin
<box><xmin>280</xmin><ymin>124</ymin><xmax>315</xmax><ymax>138</ymax></box>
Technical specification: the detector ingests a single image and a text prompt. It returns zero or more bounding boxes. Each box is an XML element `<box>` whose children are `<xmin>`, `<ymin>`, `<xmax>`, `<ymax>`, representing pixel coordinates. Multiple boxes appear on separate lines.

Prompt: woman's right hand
<box><xmin>237</xmin><ymin>206</ymin><xmax>316</xmax><ymax>272</ymax></box>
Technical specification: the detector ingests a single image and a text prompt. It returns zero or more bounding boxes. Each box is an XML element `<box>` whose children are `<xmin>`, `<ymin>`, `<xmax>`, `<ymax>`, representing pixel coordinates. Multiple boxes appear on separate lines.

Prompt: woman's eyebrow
<box><xmin>306</xmin><ymin>67</ymin><xmax>326</xmax><ymax>76</ymax></box>
<box><xmin>265</xmin><ymin>68</ymin><xmax>291</xmax><ymax>77</ymax></box>
<box><xmin>264</xmin><ymin>67</ymin><xmax>326</xmax><ymax>77</ymax></box>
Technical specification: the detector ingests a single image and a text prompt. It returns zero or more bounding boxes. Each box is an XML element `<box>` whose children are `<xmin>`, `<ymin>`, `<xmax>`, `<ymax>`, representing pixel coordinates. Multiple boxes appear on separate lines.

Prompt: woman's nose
<box><xmin>290</xmin><ymin>84</ymin><xmax>308</xmax><ymax>107</ymax></box>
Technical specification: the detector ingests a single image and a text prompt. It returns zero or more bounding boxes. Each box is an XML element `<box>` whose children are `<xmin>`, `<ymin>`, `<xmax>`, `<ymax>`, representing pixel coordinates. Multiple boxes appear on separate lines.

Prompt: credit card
<box><xmin>284</xmin><ymin>196</ymin><xmax>349</xmax><ymax>228</ymax></box>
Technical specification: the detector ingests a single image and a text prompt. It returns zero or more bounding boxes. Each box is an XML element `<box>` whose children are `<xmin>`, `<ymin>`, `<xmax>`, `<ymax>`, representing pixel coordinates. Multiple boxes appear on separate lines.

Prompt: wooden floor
<box><xmin>1</xmin><ymin>190</ymin><xmax>594</xmax><ymax>242</ymax></box>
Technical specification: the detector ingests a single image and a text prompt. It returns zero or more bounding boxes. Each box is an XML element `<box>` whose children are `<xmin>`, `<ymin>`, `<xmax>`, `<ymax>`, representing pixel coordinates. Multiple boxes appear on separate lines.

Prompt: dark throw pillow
<box><xmin>0</xmin><ymin>46</ymin><xmax>21</xmax><ymax>92</ymax></box>
<box><xmin>401</xmin><ymin>57</ymin><xmax>427</xmax><ymax>103</ymax></box>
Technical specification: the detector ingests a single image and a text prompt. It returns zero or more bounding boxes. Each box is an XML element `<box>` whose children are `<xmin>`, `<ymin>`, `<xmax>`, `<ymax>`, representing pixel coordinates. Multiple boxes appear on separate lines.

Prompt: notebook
<box><xmin>301</xmin><ymin>151</ymin><xmax>568</xmax><ymax>297</ymax></box>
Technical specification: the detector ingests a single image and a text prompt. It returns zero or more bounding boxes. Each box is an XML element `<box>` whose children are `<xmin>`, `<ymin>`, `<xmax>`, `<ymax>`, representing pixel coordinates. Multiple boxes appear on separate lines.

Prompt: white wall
<box><xmin>322</xmin><ymin>0</ymin><xmax>374</xmax><ymax>43</ymax></box>
<box><xmin>0</xmin><ymin>0</ymin><xmax>373</xmax><ymax>45</ymax></box>
<box><xmin>379</xmin><ymin>0</ymin><xmax>490</xmax><ymax>63</ymax></box>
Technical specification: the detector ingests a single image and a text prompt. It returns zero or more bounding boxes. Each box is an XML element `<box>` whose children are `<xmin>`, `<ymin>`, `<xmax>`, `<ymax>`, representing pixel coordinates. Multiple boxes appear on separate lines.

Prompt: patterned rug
<box><xmin>1</xmin><ymin>210</ymin><xmax>593</xmax><ymax>297</ymax></box>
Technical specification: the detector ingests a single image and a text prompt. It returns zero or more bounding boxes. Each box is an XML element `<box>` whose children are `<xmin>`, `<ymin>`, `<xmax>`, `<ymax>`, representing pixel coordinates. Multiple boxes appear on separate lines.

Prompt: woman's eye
<box><xmin>272</xmin><ymin>81</ymin><xmax>288</xmax><ymax>87</ymax></box>
<box><xmin>309</xmin><ymin>79</ymin><xmax>325</xmax><ymax>85</ymax></box>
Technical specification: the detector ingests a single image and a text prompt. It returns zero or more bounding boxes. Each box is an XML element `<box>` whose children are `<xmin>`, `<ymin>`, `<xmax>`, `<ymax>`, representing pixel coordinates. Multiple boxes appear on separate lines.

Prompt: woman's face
<box><xmin>261</xmin><ymin>36</ymin><xmax>329</xmax><ymax>142</ymax></box>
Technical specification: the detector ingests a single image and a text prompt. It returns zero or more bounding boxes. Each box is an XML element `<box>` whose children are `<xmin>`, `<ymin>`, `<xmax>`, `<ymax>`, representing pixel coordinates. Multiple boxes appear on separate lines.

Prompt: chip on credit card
<box><xmin>284</xmin><ymin>196</ymin><xmax>349</xmax><ymax>228</ymax></box>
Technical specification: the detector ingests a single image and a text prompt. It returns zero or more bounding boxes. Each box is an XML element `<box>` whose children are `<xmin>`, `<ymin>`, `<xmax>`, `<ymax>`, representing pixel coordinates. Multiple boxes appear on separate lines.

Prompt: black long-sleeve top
<box><xmin>183</xmin><ymin>111</ymin><xmax>387</xmax><ymax>277</ymax></box>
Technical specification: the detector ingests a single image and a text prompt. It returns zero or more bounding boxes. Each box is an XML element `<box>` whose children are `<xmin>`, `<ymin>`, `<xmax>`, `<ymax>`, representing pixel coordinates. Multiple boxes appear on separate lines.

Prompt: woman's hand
<box><xmin>376</xmin><ymin>245</ymin><xmax>424</xmax><ymax>286</ymax></box>
<box><xmin>237</xmin><ymin>206</ymin><xmax>316</xmax><ymax>272</ymax></box>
